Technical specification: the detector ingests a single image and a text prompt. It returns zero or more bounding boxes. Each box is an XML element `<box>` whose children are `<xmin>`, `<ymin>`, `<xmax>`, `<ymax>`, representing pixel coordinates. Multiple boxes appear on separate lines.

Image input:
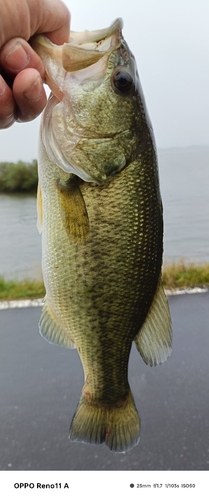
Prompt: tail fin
<box><xmin>69</xmin><ymin>390</ymin><xmax>140</xmax><ymax>453</ymax></box>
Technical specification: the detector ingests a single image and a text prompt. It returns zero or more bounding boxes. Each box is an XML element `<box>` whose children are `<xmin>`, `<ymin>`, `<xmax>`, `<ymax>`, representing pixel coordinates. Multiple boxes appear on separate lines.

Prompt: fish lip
<box><xmin>64</xmin><ymin>19</ymin><xmax>123</xmax><ymax>71</ymax></box>
<box><xmin>69</xmin><ymin>18</ymin><xmax>123</xmax><ymax>45</ymax></box>
<box><xmin>31</xmin><ymin>18</ymin><xmax>123</xmax><ymax>75</ymax></box>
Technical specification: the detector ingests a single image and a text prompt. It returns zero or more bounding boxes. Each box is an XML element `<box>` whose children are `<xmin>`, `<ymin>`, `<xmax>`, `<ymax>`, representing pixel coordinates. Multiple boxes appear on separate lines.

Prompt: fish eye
<box><xmin>112</xmin><ymin>69</ymin><xmax>134</xmax><ymax>95</ymax></box>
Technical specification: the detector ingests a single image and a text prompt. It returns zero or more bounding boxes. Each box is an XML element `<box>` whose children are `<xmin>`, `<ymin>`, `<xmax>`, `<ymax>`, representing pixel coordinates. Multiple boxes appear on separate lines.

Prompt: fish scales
<box><xmin>33</xmin><ymin>18</ymin><xmax>172</xmax><ymax>452</ymax></box>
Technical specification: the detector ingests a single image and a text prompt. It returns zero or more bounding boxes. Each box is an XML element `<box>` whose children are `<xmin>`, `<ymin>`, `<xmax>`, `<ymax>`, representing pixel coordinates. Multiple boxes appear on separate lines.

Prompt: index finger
<box><xmin>32</xmin><ymin>0</ymin><xmax>71</xmax><ymax>45</ymax></box>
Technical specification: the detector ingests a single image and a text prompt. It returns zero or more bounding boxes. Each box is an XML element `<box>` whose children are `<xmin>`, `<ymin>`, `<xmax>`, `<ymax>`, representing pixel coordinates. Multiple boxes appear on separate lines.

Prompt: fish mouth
<box><xmin>68</xmin><ymin>18</ymin><xmax>123</xmax><ymax>46</ymax></box>
<box><xmin>31</xmin><ymin>18</ymin><xmax>123</xmax><ymax>95</ymax></box>
<box><xmin>63</xmin><ymin>18</ymin><xmax>123</xmax><ymax>71</ymax></box>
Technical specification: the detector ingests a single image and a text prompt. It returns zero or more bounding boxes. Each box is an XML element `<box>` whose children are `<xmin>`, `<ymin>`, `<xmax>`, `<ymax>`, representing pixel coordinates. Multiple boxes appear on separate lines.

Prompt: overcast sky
<box><xmin>1</xmin><ymin>0</ymin><xmax>209</xmax><ymax>161</ymax></box>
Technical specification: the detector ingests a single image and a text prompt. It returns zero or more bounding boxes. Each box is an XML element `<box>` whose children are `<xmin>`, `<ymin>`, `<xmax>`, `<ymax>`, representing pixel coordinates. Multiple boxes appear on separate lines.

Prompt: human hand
<box><xmin>0</xmin><ymin>0</ymin><xmax>70</xmax><ymax>128</ymax></box>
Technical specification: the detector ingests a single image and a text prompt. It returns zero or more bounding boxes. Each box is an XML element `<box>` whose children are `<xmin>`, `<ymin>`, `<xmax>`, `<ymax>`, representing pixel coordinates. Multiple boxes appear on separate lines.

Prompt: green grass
<box><xmin>0</xmin><ymin>277</ymin><xmax>45</xmax><ymax>301</ymax></box>
<box><xmin>162</xmin><ymin>261</ymin><xmax>209</xmax><ymax>289</ymax></box>
<box><xmin>0</xmin><ymin>261</ymin><xmax>209</xmax><ymax>301</ymax></box>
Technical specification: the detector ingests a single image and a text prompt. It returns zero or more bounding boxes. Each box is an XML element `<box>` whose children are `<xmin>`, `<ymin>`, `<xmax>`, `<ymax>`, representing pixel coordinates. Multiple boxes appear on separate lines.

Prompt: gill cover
<box><xmin>31</xmin><ymin>19</ymin><xmax>140</xmax><ymax>184</ymax></box>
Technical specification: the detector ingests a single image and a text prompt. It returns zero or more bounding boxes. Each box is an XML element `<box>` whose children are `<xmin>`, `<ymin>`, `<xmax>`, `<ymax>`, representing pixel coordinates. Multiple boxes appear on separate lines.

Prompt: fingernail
<box><xmin>24</xmin><ymin>75</ymin><xmax>43</xmax><ymax>101</ymax></box>
<box><xmin>5</xmin><ymin>43</ymin><xmax>30</xmax><ymax>71</ymax></box>
<box><xmin>0</xmin><ymin>76</ymin><xmax>6</xmax><ymax>96</ymax></box>
<box><xmin>0</xmin><ymin>114</ymin><xmax>16</xmax><ymax>128</ymax></box>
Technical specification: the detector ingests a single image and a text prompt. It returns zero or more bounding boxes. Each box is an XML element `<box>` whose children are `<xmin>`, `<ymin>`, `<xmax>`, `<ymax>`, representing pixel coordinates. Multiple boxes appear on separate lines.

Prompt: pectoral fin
<box><xmin>134</xmin><ymin>277</ymin><xmax>172</xmax><ymax>366</ymax></box>
<box><xmin>37</xmin><ymin>182</ymin><xmax>43</xmax><ymax>234</ymax></box>
<box><xmin>57</xmin><ymin>177</ymin><xmax>89</xmax><ymax>244</ymax></box>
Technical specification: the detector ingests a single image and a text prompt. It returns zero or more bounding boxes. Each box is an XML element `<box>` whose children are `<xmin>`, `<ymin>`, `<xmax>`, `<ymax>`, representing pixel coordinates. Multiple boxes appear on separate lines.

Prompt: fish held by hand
<box><xmin>32</xmin><ymin>18</ymin><xmax>172</xmax><ymax>453</ymax></box>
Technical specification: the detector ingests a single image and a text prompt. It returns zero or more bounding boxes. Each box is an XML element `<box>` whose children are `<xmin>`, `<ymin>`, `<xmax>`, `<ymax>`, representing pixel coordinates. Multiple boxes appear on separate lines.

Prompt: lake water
<box><xmin>0</xmin><ymin>147</ymin><xmax>208</xmax><ymax>280</ymax></box>
<box><xmin>159</xmin><ymin>147</ymin><xmax>209</xmax><ymax>264</ymax></box>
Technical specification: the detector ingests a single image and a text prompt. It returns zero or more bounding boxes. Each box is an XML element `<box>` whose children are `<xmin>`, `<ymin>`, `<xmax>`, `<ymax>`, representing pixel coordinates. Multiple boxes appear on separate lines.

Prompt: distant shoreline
<box><xmin>1</xmin><ymin>147</ymin><xmax>209</xmax><ymax>194</ymax></box>
<box><xmin>0</xmin><ymin>160</ymin><xmax>38</xmax><ymax>194</ymax></box>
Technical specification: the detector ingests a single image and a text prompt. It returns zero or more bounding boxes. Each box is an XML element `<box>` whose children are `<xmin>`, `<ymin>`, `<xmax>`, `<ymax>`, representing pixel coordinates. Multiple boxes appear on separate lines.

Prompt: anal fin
<box><xmin>134</xmin><ymin>277</ymin><xmax>172</xmax><ymax>366</ymax></box>
<box><xmin>39</xmin><ymin>298</ymin><xmax>76</xmax><ymax>349</ymax></box>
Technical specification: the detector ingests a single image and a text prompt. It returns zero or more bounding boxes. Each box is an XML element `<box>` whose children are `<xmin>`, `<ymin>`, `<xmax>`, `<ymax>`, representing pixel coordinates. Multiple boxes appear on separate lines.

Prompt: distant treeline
<box><xmin>0</xmin><ymin>160</ymin><xmax>38</xmax><ymax>193</ymax></box>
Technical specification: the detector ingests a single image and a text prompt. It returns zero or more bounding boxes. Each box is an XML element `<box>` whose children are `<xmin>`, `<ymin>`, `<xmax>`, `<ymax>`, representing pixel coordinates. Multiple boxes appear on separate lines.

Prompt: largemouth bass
<box><xmin>32</xmin><ymin>18</ymin><xmax>172</xmax><ymax>453</ymax></box>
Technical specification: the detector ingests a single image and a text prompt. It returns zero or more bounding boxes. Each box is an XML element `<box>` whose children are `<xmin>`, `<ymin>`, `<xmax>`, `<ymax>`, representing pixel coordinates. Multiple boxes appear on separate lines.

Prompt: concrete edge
<box><xmin>166</xmin><ymin>286</ymin><xmax>209</xmax><ymax>296</ymax></box>
<box><xmin>0</xmin><ymin>298</ymin><xmax>44</xmax><ymax>310</ymax></box>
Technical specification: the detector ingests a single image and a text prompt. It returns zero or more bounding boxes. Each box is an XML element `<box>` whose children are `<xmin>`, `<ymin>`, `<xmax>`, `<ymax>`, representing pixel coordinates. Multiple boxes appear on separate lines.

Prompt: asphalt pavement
<box><xmin>0</xmin><ymin>291</ymin><xmax>208</xmax><ymax>471</ymax></box>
